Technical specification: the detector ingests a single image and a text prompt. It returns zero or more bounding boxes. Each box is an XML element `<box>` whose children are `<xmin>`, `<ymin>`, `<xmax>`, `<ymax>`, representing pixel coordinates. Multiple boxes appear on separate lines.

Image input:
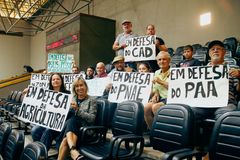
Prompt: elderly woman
<box><xmin>57</xmin><ymin>78</ymin><xmax>97</xmax><ymax>160</ymax></box>
<box><xmin>144</xmin><ymin>51</ymin><xmax>171</xmax><ymax>129</ymax></box>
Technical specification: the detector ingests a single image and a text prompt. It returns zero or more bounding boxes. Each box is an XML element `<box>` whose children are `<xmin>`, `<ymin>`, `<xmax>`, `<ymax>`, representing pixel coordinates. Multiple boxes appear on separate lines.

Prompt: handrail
<box><xmin>0</xmin><ymin>69</ymin><xmax>45</xmax><ymax>89</ymax></box>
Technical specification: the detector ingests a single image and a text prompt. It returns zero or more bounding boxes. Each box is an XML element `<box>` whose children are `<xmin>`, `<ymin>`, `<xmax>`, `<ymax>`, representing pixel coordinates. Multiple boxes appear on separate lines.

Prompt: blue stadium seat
<box><xmin>20</xmin><ymin>142</ymin><xmax>47</xmax><ymax>160</ymax></box>
<box><xmin>79</xmin><ymin>100</ymin><xmax>144</xmax><ymax>160</ymax></box>
<box><xmin>171</xmin><ymin>111</ymin><xmax>240</xmax><ymax>160</ymax></box>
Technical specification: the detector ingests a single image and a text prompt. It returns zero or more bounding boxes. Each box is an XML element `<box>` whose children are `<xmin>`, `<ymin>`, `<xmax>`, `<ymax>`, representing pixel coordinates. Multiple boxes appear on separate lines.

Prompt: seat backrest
<box><xmin>168</xmin><ymin>48</ymin><xmax>175</xmax><ymax>56</ymax></box>
<box><xmin>192</xmin><ymin>52</ymin><xmax>206</xmax><ymax>65</ymax></box>
<box><xmin>7</xmin><ymin>91</ymin><xmax>14</xmax><ymax>101</ymax></box>
<box><xmin>20</xmin><ymin>141</ymin><xmax>47</xmax><ymax>160</ymax></box>
<box><xmin>175</xmin><ymin>46</ymin><xmax>184</xmax><ymax>55</ymax></box>
<box><xmin>3</xmin><ymin>130</ymin><xmax>25</xmax><ymax>160</ymax></box>
<box><xmin>150</xmin><ymin>104</ymin><xmax>195</xmax><ymax>153</ymax></box>
<box><xmin>192</xmin><ymin>43</ymin><xmax>202</xmax><ymax>54</ymax></box>
<box><xmin>224</xmin><ymin>57</ymin><xmax>237</xmax><ymax>66</ymax></box>
<box><xmin>95</xmin><ymin>98</ymin><xmax>110</xmax><ymax>127</ymax></box>
<box><xmin>0</xmin><ymin>122</ymin><xmax>12</xmax><ymax>154</ymax></box>
<box><xmin>14</xmin><ymin>91</ymin><xmax>23</xmax><ymax>103</ymax></box>
<box><xmin>209</xmin><ymin>111</ymin><xmax>240</xmax><ymax>160</ymax></box>
<box><xmin>235</xmin><ymin>43</ymin><xmax>240</xmax><ymax>58</ymax></box>
<box><xmin>171</xmin><ymin>54</ymin><xmax>184</xmax><ymax>66</ymax></box>
<box><xmin>223</xmin><ymin>37</ymin><xmax>238</xmax><ymax>55</ymax></box>
<box><xmin>10</xmin><ymin>91</ymin><xmax>19</xmax><ymax>102</ymax></box>
<box><xmin>112</xmin><ymin>100</ymin><xmax>144</xmax><ymax>136</ymax></box>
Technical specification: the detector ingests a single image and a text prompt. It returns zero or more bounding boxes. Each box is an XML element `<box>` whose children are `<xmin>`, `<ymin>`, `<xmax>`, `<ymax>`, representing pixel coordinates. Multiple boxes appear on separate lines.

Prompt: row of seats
<box><xmin>0</xmin><ymin>122</ymin><xmax>47</xmax><ymax>160</ymax></box>
<box><xmin>76</xmin><ymin>99</ymin><xmax>240</xmax><ymax>160</ymax></box>
<box><xmin>1</xmin><ymin>89</ymin><xmax>240</xmax><ymax>159</ymax></box>
<box><xmin>169</xmin><ymin>36</ymin><xmax>240</xmax><ymax>67</ymax></box>
<box><xmin>0</xmin><ymin>91</ymin><xmax>30</xmax><ymax>133</ymax></box>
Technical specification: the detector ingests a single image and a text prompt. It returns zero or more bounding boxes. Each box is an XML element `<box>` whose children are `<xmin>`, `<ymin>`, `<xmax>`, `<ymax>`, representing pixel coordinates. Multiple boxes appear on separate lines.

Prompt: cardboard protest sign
<box><xmin>30</xmin><ymin>73</ymin><xmax>86</xmax><ymax>91</ymax></box>
<box><xmin>108</xmin><ymin>71</ymin><xmax>154</xmax><ymax>104</ymax></box>
<box><xmin>167</xmin><ymin>65</ymin><xmax>229</xmax><ymax>107</ymax></box>
<box><xmin>47</xmin><ymin>53</ymin><xmax>74</xmax><ymax>73</ymax></box>
<box><xmin>30</xmin><ymin>73</ymin><xmax>50</xmax><ymax>88</ymax></box>
<box><xmin>86</xmin><ymin>77</ymin><xmax>111</xmax><ymax>97</ymax></box>
<box><xmin>124</xmin><ymin>35</ymin><xmax>156</xmax><ymax>62</ymax></box>
<box><xmin>63</xmin><ymin>73</ymin><xmax>86</xmax><ymax>91</ymax></box>
<box><xmin>18</xmin><ymin>86</ymin><xmax>72</xmax><ymax>131</ymax></box>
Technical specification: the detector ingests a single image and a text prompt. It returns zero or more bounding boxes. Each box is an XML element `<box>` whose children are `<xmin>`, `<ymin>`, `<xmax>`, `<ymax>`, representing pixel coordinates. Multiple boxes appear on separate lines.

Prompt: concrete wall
<box><xmin>29</xmin><ymin>0</ymin><xmax>240</xmax><ymax>72</ymax></box>
<box><xmin>92</xmin><ymin>0</ymin><xmax>240</xmax><ymax>48</ymax></box>
<box><xmin>0</xmin><ymin>35</ymin><xmax>30</xmax><ymax>79</ymax></box>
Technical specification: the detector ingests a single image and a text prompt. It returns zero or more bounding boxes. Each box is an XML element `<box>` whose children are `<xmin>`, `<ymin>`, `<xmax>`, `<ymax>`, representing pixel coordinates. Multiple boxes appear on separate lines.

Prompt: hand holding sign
<box><xmin>70</xmin><ymin>100</ymin><xmax>78</xmax><ymax>111</ymax></box>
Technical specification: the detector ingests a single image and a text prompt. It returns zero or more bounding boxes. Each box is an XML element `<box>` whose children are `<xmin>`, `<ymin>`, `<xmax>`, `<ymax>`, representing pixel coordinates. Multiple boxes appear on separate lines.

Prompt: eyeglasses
<box><xmin>210</xmin><ymin>47</ymin><xmax>224</xmax><ymax>52</ymax></box>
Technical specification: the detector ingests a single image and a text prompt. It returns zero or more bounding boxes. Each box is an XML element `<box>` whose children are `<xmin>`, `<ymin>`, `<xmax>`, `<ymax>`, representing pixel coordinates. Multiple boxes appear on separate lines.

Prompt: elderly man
<box><xmin>192</xmin><ymin>40</ymin><xmax>240</xmax><ymax>121</ymax></box>
<box><xmin>72</xmin><ymin>65</ymin><xmax>80</xmax><ymax>74</ymax></box>
<box><xmin>144</xmin><ymin>51</ymin><xmax>171</xmax><ymax>129</ymax></box>
<box><xmin>112</xmin><ymin>20</ymin><xmax>137</xmax><ymax>56</ymax></box>
<box><xmin>112</xmin><ymin>20</ymin><xmax>137</xmax><ymax>70</ymax></box>
<box><xmin>95</xmin><ymin>62</ymin><xmax>108</xmax><ymax>78</ymax></box>
<box><xmin>192</xmin><ymin>40</ymin><xmax>240</xmax><ymax>156</ymax></box>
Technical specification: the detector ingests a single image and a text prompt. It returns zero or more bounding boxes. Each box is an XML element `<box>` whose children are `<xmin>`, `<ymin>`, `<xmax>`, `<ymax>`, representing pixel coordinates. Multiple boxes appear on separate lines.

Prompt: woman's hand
<box><xmin>71</xmin><ymin>101</ymin><xmax>78</xmax><ymax>111</ymax></box>
<box><xmin>149</xmin><ymin>94</ymin><xmax>159</xmax><ymax>103</ymax></box>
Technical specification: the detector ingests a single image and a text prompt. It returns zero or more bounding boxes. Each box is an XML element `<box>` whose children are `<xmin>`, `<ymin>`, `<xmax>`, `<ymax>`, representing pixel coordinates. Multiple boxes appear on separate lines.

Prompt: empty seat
<box><xmin>224</xmin><ymin>57</ymin><xmax>237</xmax><ymax>66</ymax></box>
<box><xmin>168</xmin><ymin>48</ymin><xmax>175</xmax><ymax>56</ymax></box>
<box><xmin>171</xmin><ymin>54</ymin><xmax>183</xmax><ymax>67</ymax></box>
<box><xmin>0</xmin><ymin>122</ymin><xmax>12</xmax><ymax>154</ymax></box>
<box><xmin>150</xmin><ymin>104</ymin><xmax>195</xmax><ymax>160</ymax></box>
<box><xmin>1</xmin><ymin>130</ymin><xmax>25</xmax><ymax>160</ymax></box>
<box><xmin>79</xmin><ymin>100</ymin><xmax>145</xmax><ymax>160</ymax></box>
<box><xmin>193</xmin><ymin>50</ymin><xmax>207</xmax><ymax>65</ymax></box>
<box><xmin>20</xmin><ymin>141</ymin><xmax>47</xmax><ymax>160</ymax></box>
<box><xmin>223</xmin><ymin>37</ymin><xmax>238</xmax><ymax>56</ymax></box>
<box><xmin>192</xmin><ymin>44</ymin><xmax>202</xmax><ymax>54</ymax></box>
<box><xmin>172</xmin><ymin>111</ymin><xmax>240</xmax><ymax>160</ymax></box>
<box><xmin>175</xmin><ymin>46</ymin><xmax>184</xmax><ymax>55</ymax></box>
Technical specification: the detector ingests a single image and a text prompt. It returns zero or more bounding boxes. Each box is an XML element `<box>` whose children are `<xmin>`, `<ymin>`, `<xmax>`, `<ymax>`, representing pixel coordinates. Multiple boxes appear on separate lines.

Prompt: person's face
<box><xmin>156</xmin><ymin>54</ymin><xmax>170</xmax><ymax>69</ymax></box>
<box><xmin>146</xmin><ymin>25</ymin><xmax>155</xmax><ymax>35</ymax></box>
<box><xmin>86</xmin><ymin>68</ymin><xmax>94</xmax><ymax>76</ymax></box>
<box><xmin>138</xmin><ymin>64</ymin><xmax>149</xmax><ymax>73</ymax></box>
<box><xmin>209</xmin><ymin>44</ymin><xmax>225</xmax><ymax>64</ymax></box>
<box><xmin>96</xmin><ymin>64</ymin><xmax>105</xmax><ymax>75</ymax></box>
<box><xmin>122</xmin><ymin>22</ymin><xmax>132</xmax><ymax>33</ymax></box>
<box><xmin>183</xmin><ymin>49</ymin><xmax>193</xmax><ymax>60</ymax></box>
<box><xmin>51</xmin><ymin>74</ymin><xmax>62</xmax><ymax>90</ymax></box>
<box><xmin>75</xmin><ymin>80</ymin><xmax>87</xmax><ymax>98</ymax></box>
<box><xmin>72</xmin><ymin>67</ymin><xmax>79</xmax><ymax>74</ymax></box>
<box><xmin>114</xmin><ymin>60</ymin><xmax>125</xmax><ymax>71</ymax></box>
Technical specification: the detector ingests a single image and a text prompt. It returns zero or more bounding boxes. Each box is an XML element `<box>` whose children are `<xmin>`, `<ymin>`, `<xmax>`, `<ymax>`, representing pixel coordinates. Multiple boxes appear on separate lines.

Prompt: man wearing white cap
<box><xmin>112</xmin><ymin>19</ymin><xmax>137</xmax><ymax>56</ymax></box>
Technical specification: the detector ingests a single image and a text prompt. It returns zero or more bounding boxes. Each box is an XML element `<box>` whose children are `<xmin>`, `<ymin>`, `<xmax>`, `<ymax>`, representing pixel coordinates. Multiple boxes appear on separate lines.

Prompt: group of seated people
<box><xmin>21</xmin><ymin>39</ymin><xmax>240</xmax><ymax>160</ymax></box>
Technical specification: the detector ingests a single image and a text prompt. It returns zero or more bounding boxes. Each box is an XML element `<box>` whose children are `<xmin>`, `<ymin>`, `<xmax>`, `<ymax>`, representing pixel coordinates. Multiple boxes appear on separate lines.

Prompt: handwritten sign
<box><xmin>167</xmin><ymin>65</ymin><xmax>229</xmax><ymax>107</ymax></box>
<box><xmin>63</xmin><ymin>73</ymin><xmax>86</xmax><ymax>91</ymax></box>
<box><xmin>30</xmin><ymin>73</ymin><xmax>86</xmax><ymax>91</ymax></box>
<box><xmin>30</xmin><ymin>73</ymin><xmax>50</xmax><ymax>88</ymax></box>
<box><xmin>47</xmin><ymin>53</ymin><xmax>74</xmax><ymax>73</ymax></box>
<box><xmin>86</xmin><ymin>77</ymin><xmax>111</xmax><ymax>97</ymax></box>
<box><xmin>18</xmin><ymin>86</ymin><xmax>72</xmax><ymax>131</ymax></box>
<box><xmin>124</xmin><ymin>35</ymin><xmax>156</xmax><ymax>62</ymax></box>
<box><xmin>108</xmin><ymin>71</ymin><xmax>154</xmax><ymax>104</ymax></box>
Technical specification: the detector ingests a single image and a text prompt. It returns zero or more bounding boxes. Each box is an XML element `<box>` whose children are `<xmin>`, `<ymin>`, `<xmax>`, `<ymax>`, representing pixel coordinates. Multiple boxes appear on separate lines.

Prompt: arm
<box><xmin>112</xmin><ymin>41</ymin><xmax>123</xmax><ymax>51</ymax></box>
<box><xmin>156</xmin><ymin>38</ymin><xmax>168</xmax><ymax>52</ymax></box>
<box><xmin>77</xmin><ymin>98</ymin><xmax>97</xmax><ymax>124</ymax></box>
<box><xmin>153</xmin><ymin>77</ymin><xmax>169</xmax><ymax>89</ymax></box>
